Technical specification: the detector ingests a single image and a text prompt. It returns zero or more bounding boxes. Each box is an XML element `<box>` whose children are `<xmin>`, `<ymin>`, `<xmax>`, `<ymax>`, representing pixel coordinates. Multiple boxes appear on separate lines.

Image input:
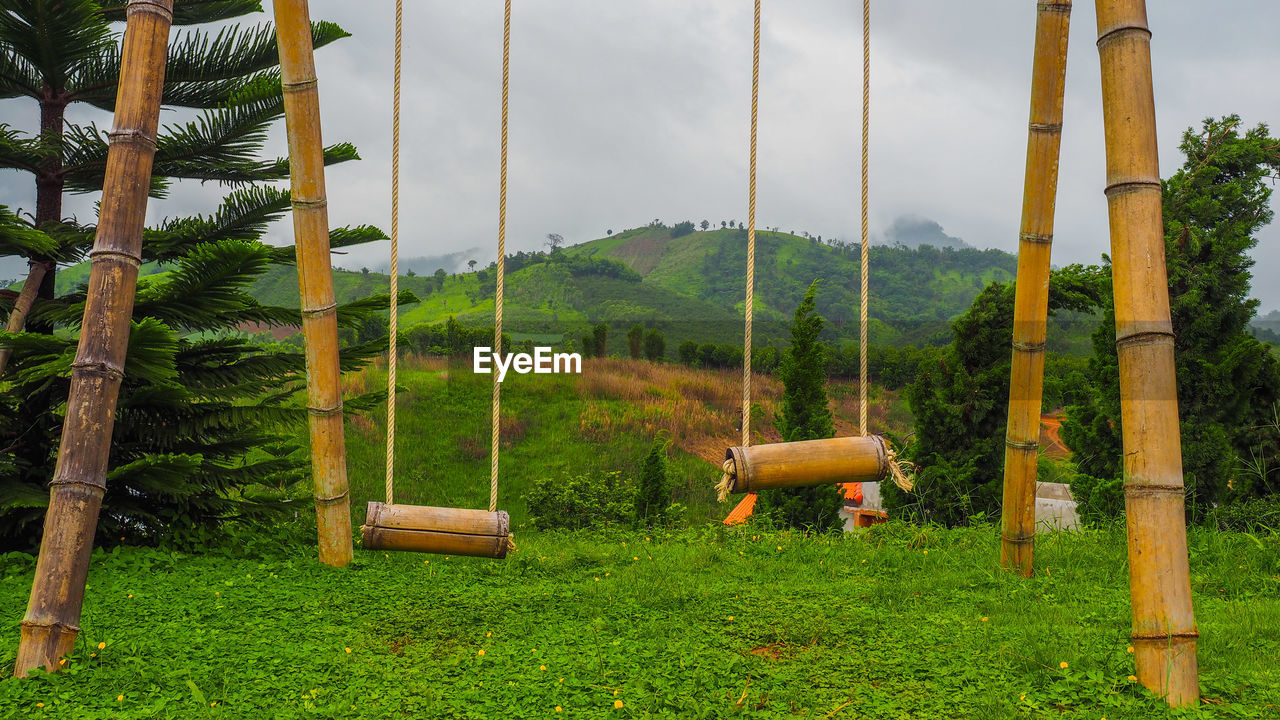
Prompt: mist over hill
<box><xmin>880</xmin><ymin>216</ymin><xmax>971</xmax><ymax>250</ymax></box>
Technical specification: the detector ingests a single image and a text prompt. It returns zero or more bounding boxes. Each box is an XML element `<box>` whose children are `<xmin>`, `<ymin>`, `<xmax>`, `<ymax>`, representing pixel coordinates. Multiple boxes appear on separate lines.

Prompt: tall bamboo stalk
<box><xmin>273</xmin><ymin>0</ymin><xmax>352</xmax><ymax>568</ymax></box>
<box><xmin>13</xmin><ymin>0</ymin><xmax>173</xmax><ymax>678</ymax></box>
<box><xmin>1095</xmin><ymin>0</ymin><xmax>1198</xmax><ymax>705</ymax></box>
<box><xmin>0</xmin><ymin>260</ymin><xmax>51</xmax><ymax>378</ymax></box>
<box><xmin>1000</xmin><ymin>1</ymin><xmax>1071</xmax><ymax>577</ymax></box>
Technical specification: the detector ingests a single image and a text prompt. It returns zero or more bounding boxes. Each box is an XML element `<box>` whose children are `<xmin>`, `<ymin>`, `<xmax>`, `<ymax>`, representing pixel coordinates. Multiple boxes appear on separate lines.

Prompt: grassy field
<box><xmin>1</xmin><ymin>523</ymin><xmax>1276</xmax><ymax>718</ymax></box>
<box><xmin>337</xmin><ymin>356</ymin><xmax>910</xmax><ymax>528</ymax></box>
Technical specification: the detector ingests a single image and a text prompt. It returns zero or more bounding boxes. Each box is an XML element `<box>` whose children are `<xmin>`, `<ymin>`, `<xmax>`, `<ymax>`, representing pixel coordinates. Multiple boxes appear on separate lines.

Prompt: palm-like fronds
<box><xmin>70</xmin><ymin>22</ymin><xmax>349</xmax><ymax>110</ymax></box>
<box><xmin>0</xmin><ymin>0</ymin><xmax>112</xmax><ymax>97</ymax></box>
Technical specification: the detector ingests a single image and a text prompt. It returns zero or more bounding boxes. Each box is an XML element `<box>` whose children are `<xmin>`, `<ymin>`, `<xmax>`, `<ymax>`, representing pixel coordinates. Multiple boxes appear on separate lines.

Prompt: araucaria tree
<box><xmin>756</xmin><ymin>280</ymin><xmax>843</xmax><ymax>531</ymax></box>
<box><xmin>0</xmin><ymin>1</ymin><xmax>391</xmax><ymax>549</ymax></box>
<box><xmin>1063</xmin><ymin>116</ymin><xmax>1280</xmax><ymax>521</ymax></box>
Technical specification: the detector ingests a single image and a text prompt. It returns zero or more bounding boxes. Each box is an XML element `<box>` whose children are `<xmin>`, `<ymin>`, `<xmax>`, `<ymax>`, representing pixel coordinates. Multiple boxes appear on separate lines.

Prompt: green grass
<box><xmin>340</xmin><ymin>359</ymin><xmax>723</xmax><ymax>528</ymax></box>
<box><xmin>1</xmin><ymin>523</ymin><xmax>1275</xmax><ymax>718</ymax></box>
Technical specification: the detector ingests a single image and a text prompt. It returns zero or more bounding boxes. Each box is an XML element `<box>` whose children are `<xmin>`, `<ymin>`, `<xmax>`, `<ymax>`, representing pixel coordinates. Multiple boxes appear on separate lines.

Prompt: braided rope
<box><xmin>741</xmin><ymin>0</ymin><xmax>760</xmax><ymax>449</ymax></box>
<box><xmin>490</xmin><ymin>0</ymin><xmax>511</xmax><ymax>513</ymax></box>
<box><xmin>858</xmin><ymin>0</ymin><xmax>870</xmax><ymax>437</ymax></box>
<box><xmin>385</xmin><ymin>0</ymin><xmax>403</xmax><ymax>504</ymax></box>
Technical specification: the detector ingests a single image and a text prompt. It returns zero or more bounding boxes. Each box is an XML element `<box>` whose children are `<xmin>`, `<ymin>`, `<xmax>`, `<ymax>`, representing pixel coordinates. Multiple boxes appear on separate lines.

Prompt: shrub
<box><xmin>523</xmin><ymin>471</ymin><xmax>633</xmax><ymax>531</ymax></box>
<box><xmin>1211</xmin><ymin>495</ymin><xmax>1280</xmax><ymax>532</ymax></box>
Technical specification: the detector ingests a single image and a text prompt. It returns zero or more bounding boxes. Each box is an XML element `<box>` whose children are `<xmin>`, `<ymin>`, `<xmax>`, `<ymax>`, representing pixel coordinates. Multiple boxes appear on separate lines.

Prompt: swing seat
<box><xmin>717</xmin><ymin>435</ymin><xmax>896</xmax><ymax>500</ymax></box>
<box><xmin>361</xmin><ymin>502</ymin><xmax>513</xmax><ymax>558</ymax></box>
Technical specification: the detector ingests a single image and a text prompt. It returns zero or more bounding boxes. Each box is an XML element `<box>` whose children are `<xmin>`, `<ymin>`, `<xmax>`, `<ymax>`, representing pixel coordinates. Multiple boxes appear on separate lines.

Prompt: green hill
<box><xmin>28</xmin><ymin>228</ymin><xmax>1045</xmax><ymax>354</ymax></box>
<box><xmin>299</xmin><ymin>227</ymin><xmax>1025</xmax><ymax>354</ymax></box>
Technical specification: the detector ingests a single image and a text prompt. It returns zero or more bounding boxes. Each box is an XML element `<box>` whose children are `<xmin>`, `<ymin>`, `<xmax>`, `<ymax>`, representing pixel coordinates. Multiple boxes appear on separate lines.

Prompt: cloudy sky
<box><xmin>2</xmin><ymin>1</ymin><xmax>1277</xmax><ymax>310</ymax></box>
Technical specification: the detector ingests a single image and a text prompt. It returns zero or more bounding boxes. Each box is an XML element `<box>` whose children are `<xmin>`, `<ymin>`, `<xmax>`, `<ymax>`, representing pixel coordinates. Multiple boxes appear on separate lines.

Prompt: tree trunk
<box><xmin>1095</xmin><ymin>0</ymin><xmax>1199</xmax><ymax>705</ymax></box>
<box><xmin>273</xmin><ymin>0</ymin><xmax>353</xmax><ymax>567</ymax></box>
<box><xmin>14</xmin><ymin>0</ymin><xmax>173</xmax><ymax>678</ymax></box>
<box><xmin>0</xmin><ymin>259</ymin><xmax>51</xmax><ymax>378</ymax></box>
<box><xmin>999</xmin><ymin>1</ymin><xmax>1071</xmax><ymax>577</ymax></box>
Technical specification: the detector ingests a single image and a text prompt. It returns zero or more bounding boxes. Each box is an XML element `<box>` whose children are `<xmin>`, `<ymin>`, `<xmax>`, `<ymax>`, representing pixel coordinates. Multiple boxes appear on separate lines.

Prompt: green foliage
<box><xmin>756</xmin><ymin>281</ymin><xmax>843</xmax><ymax>532</ymax></box>
<box><xmin>626</xmin><ymin>323</ymin><xmax>643</xmax><ymax>359</ymax></box>
<box><xmin>892</xmin><ymin>267</ymin><xmax>1107</xmax><ymax>526</ymax></box>
<box><xmin>0</xmin><ymin>523</ymin><xmax>1275</xmax><ymax>717</ymax></box>
<box><xmin>633</xmin><ymin>438</ymin><xmax>672</xmax><ymax>527</ymax></box>
<box><xmin>0</xmin><ymin>3</ymin><xmax>386</xmax><ymax>550</ymax></box>
<box><xmin>642</xmin><ymin>327</ymin><xmax>665</xmax><ymax>361</ymax></box>
<box><xmin>1063</xmin><ymin>117</ymin><xmax>1280</xmax><ymax>522</ymax></box>
<box><xmin>1211</xmin><ymin>495</ymin><xmax>1280</xmax><ymax>532</ymax></box>
<box><xmin>523</xmin><ymin>471</ymin><xmax>633</xmax><ymax>531</ymax></box>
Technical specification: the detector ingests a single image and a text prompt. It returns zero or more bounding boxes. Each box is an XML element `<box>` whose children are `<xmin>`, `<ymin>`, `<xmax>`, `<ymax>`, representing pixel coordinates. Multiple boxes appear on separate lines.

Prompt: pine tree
<box><xmin>633</xmin><ymin>437</ymin><xmax>671</xmax><ymax>527</ymax></box>
<box><xmin>1063</xmin><ymin>116</ymin><xmax>1280</xmax><ymax>520</ymax></box>
<box><xmin>0</xmin><ymin>2</ymin><xmax>394</xmax><ymax>549</ymax></box>
<box><xmin>627</xmin><ymin>323</ymin><xmax>644</xmax><ymax>359</ymax></box>
<box><xmin>756</xmin><ymin>280</ymin><xmax>844</xmax><ymax>531</ymax></box>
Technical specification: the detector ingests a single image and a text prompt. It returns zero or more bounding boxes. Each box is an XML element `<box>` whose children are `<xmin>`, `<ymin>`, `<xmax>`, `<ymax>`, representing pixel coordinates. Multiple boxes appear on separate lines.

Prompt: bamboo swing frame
<box><xmin>12</xmin><ymin>1</ymin><xmax>1199</xmax><ymax>703</ymax></box>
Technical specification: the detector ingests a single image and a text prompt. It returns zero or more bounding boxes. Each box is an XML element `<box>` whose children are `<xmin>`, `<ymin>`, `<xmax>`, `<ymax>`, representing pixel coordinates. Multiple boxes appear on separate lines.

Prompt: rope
<box><xmin>490</xmin><ymin>0</ymin><xmax>511</xmax><ymax>513</ymax></box>
<box><xmin>858</xmin><ymin>0</ymin><xmax>870</xmax><ymax>437</ymax></box>
<box><xmin>385</xmin><ymin>0</ymin><xmax>403</xmax><ymax>505</ymax></box>
<box><xmin>741</xmin><ymin>0</ymin><xmax>760</xmax><ymax>449</ymax></box>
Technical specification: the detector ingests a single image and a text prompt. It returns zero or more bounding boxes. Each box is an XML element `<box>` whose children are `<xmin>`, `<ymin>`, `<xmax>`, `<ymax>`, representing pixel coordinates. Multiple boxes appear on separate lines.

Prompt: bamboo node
<box><xmin>1018</xmin><ymin>232</ymin><xmax>1053</xmax><ymax>245</ymax></box>
<box><xmin>307</xmin><ymin>402</ymin><xmax>344</xmax><ymax>417</ymax></box>
<box><xmin>1131</xmin><ymin>630</ymin><xmax>1199</xmax><ymax>641</ymax></box>
<box><xmin>88</xmin><ymin>247</ymin><xmax>143</xmax><ymax>267</ymax></box>
<box><xmin>301</xmin><ymin>302</ymin><xmax>338</xmax><ymax>319</ymax></box>
<box><xmin>1103</xmin><ymin>179</ymin><xmax>1161</xmax><ymax>198</ymax></box>
<box><xmin>125</xmin><ymin>0</ymin><xmax>173</xmax><ymax>22</ymax></box>
<box><xmin>1000</xmin><ymin>534</ymin><xmax>1035</xmax><ymax>545</ymax></box>
<box><xmin>70</xmin><ymin>358</ymin><xmax>125</xmax><ymax>381</ymax></box>
<box><xmin>1004</xmin><ymin>438</ymin><xmax>1040</xmax><ymax>451</ymax></box>
<box><xmin>290</xmin><ymin>198</ymin><xmax>328</xmax><ymax>209</ymax></box>
<box><xmin>314</xmin><ymin>490</ymin><xmax>350</xmax><ymax>506</ymax></box>
<box><xmin>282</xmin><ymin>79</ymin><xmax>320</xmax><ymax>93</ymax></box>
<box><xmin>1028</xmin><ymin>122</ymin><xmax>1063</xmax><ymax>134</ymax></box>
<box><xmin>717</xmin><ymin>457</ymin><xmax>737</xmax><ymax>503</ymax></box>
<box><xmin>47</xmin><ymin>476</ymin><xmax>108</xmax><ymax>492</ymax></box>
<box><xmin>1011</xmin><ymin>340</ymin><xmax>1047</xmax><ymax>352</ymax></box>
<box><xmin>1115</xmin><ymin>330</ymin><xmax>1175</xmax><ymax>350</ymax></box>
<box><xmin>1096</xmin><ymin>24</ymin><xmax>1152</xmax><ymax>48</ymax></box>
<box><xmin>1036</xmin><ymin>1</ymin><xmax>1071</xmax><ymax>12</ymax></box>
<box><xmin>1123</xmin><ymin>483</ymin><xmax>1186</xmax><ymax>497</ymax></box>
<box><xmin>18</xmin><ymin>619</ymin><xmax>81</xmax><ymax>633</ymax></box>
<box><xmin>106</xmin><ymin>128</ymin><xmax>159</xmax><ymax>150</ymax></box>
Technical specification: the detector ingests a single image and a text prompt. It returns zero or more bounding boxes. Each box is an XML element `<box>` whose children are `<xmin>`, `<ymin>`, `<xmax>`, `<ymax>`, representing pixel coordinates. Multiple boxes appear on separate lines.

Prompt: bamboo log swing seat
<box><xmin>360</xmin><ymin>0</ymin><xmax>517</xmax><ymax>558</ymax></box>
<box><xmin>361</xmin><ymin>503</ymin><xmax>513</xmax><ymax>558</ymax></box>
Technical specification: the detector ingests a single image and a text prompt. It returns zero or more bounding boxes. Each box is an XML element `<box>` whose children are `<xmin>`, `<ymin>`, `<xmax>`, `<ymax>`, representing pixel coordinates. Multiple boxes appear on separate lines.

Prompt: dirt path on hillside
<box><xmin>1040</xmin><ymin>413</ymin><xmax>1070</xmax><ymax>459</ymax></box>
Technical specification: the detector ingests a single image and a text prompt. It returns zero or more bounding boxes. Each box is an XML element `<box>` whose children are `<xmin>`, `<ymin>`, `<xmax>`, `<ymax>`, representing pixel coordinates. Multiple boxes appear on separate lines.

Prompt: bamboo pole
<box><xmin>0</xmin><ymin>260</ymin><xmax>51</xmax><ymax>378</ymax></box>
<box><xmin>1095</xmin><ymin>0</ymin><xmax>1198</xmax><ymax>705</ymax></box>
<box><xmin>999</xmin><ymin>1</ymin><xmax>1072</xmax><ymax>577</ymax></box>
<box><xmin>13</xmin><ymin>0</ymin><xmax>173</xmax><ymax>678</ymax></box>
<box><xmin>273</xmin><ymin>0</ymin><xmax>352</xmax><ymax>568</ymax></box>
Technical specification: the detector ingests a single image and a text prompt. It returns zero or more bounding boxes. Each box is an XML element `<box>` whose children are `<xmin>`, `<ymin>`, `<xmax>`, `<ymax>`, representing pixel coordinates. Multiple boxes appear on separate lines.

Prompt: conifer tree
<box><xmin>1063</xmin><ymin>116</ymin><xmax>1280</xmax><ymax>520</ymax></box>
<box><xmin>756</xmin><ymin>280</ymin><xmax>844</xmax><ymax>531</ymax></box>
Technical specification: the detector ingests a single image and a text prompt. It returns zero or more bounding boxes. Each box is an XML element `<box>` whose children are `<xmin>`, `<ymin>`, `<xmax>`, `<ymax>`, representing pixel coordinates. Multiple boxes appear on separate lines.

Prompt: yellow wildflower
<box><xmin>614</xmin><ymin>699</ymin><xmax>624</xmax><ymax>708</ymax></box>
<box><xmin>540</xmin><ymin>665</ymin><xmax>547</xmax><ymax>671</ymax></box>
<box><xmin>98</xmin><ymin>642</ymin><xmax>106</xmax><ymax>650</ymax></box>
<box><xmin>477</xmin><ymin>649</ymin><xmax>485</xmax><ymax>656</ymax></box>
<box><xmin>1059</xmin><ymin>661</ymin><xmax>1068</xmax><ymax>669</ymax></box>
<box><xmin>345</xmin><ymin>648</ymin><xmax>352</xmax><ymax>654</ymax></box>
